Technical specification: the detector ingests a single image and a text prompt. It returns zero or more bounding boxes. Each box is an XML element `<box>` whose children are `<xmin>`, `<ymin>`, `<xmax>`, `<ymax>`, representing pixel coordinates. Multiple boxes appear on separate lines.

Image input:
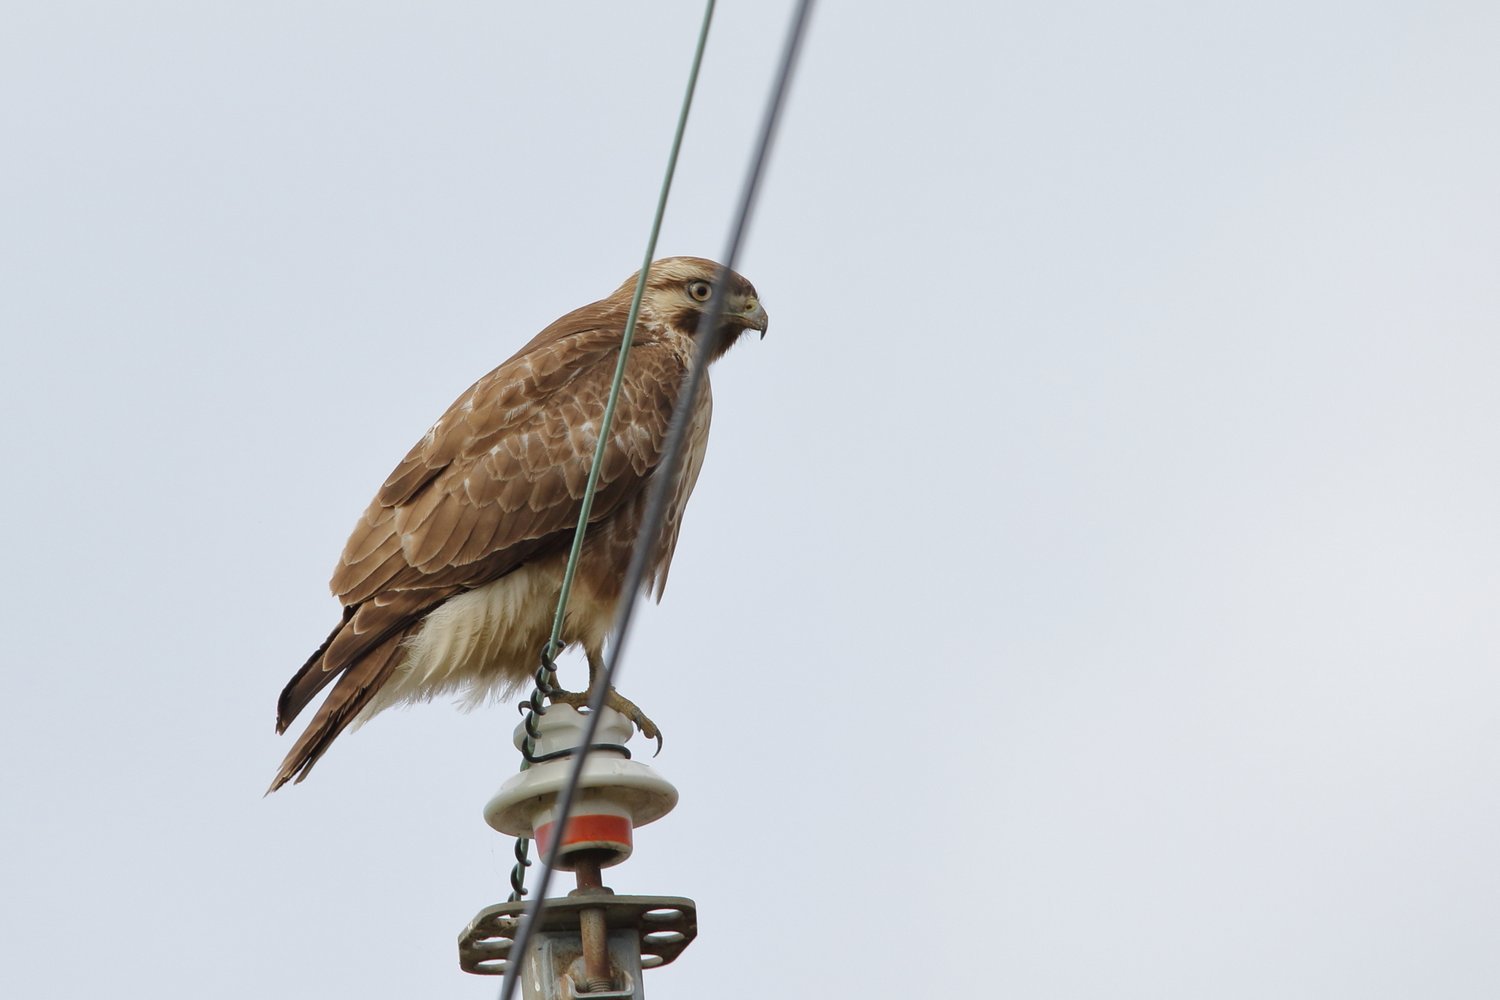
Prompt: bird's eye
<box><xmin>686</xmin><ymin>280</ymin><xmax>713</xmax><ymax>302</ymax></box>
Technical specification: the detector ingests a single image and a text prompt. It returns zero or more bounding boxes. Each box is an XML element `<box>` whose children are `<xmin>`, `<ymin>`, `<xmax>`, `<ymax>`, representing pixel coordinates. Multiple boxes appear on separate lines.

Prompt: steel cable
<box><xmin>506</xmin><ymin>0</ymin><xmax>718</xmax><ymax>904</ymax></box>
<box><xmin>498</xmin><ymin>2</ymin><xmax>816</xmax><ymax>997</ymax></box>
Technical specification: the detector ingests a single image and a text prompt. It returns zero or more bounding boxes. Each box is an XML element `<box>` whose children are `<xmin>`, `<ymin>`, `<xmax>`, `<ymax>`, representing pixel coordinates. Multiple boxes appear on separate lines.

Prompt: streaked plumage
<box><xmin>269</xmin><ymin>257</ymin><xmax>766</xmax><ymax>792</ymax></box>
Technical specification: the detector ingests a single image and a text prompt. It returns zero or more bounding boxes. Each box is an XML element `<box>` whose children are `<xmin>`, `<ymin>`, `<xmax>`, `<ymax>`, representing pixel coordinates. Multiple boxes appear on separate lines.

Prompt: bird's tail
<box><xmin>276</xmin><ymin>607</ymin><xmax>354</xmax><ymax>733</ymax></box>
<box><xmin>266</xmin><ymin>631</ymin><xmax>408</xmax><ymax>794</ymax></box>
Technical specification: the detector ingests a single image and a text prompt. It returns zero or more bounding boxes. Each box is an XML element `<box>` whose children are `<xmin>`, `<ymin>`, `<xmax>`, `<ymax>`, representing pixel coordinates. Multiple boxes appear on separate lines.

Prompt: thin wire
<box><xmin>505</xmin><ymin>0</ymin><xmax>717</xmax><ymax>904</ymax></box>
<box><xmin>541</xmin><ymin>0</ymin><xmax>719</xmax><ymax>670</ymax></box>
<box><xmin>497</xmin><ymin>2</ymin><xmax>815</xmax><ymax>997</ymax></box>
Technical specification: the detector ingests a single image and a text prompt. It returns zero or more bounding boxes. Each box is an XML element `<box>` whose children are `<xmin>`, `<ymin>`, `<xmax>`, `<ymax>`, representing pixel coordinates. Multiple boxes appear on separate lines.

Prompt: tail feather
<box><xmin>276</xmin><ymin>606</ymin><xmax>355</xmax><ymax>733</ymax></box>
<box><xmin>267</xmin><ymin>632</ymin><xmax>408</xmax><ymax>793</ymax></box>
<box><xmin>270</xmin><ymin>588</ymin><xmax>460</xmax><ymax>792</ymax></box>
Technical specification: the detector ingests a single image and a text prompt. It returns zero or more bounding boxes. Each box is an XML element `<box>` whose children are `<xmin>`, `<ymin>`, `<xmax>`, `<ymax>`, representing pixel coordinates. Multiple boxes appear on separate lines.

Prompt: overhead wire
<box><xmin>540</xmin><ymin>0</ymin><xmax>720</xmax><ymax>679</ymax></box>
<box><xmin>497</xmin><ymin>1</ymin><xmax>816</xmax><ymax>997</ymax></box>
<box><xmin>506</xmin><ymin>0</ymin><xmax>718</xmax><ymax>905</ymax></box>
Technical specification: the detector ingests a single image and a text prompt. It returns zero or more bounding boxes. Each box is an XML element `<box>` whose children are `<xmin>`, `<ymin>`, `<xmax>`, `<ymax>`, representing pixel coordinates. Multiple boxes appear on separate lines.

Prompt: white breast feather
<box><xmin>353</xmin><ymin>562</ymin><xmax>562</xmax><ymax>726</ymax></box>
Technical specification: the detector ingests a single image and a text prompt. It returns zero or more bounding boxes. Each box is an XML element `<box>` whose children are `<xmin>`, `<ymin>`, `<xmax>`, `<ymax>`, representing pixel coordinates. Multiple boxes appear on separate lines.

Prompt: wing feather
<box><xmin>352</xmin><ymin>333</ymin><xmax>686</xmax><ymax>591</ymax></box>
<box><xmin>338</xmin><ymin>538</ymin><xmax>408</xmax><ymax>607</ymax></box>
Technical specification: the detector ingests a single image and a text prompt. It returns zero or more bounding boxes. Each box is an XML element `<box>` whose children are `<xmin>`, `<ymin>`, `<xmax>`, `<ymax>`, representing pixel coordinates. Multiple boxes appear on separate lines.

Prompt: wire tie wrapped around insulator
<box><xmin>506</xmin><ymin>837</ymin><xmax>531</xmax><ymax>902</ymax></box>
<box><xmin>518</xmin><ymin>642</ymin><xmax>563</xmax><ymax>752</ymax></box>
<box><xmin>509</xmin><ymin>639</ymin><xmax>566</xmax><ymax>899</ymax></box>
<box><xmin>525</xmin><ymin>742</ymin><xmax>632</xmax><ymax>765</ymax></box>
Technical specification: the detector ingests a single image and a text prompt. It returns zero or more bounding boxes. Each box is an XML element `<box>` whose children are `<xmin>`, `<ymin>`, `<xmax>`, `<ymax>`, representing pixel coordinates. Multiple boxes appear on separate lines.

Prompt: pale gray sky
<box><xmin>3</xmin><ymin>2</ymin><xmax>1498</xmax><ymax>998</ymax></box>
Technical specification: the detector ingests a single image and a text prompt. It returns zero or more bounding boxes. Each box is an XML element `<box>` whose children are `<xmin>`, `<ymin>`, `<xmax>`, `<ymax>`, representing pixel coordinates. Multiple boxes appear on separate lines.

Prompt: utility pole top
<box><xmin>458</xmin><ymin>706</ymin><xmax>698</xmax><ymax>997</ymax></box>
<box><xmin>485</xmin><ymin>706</ymin><xmax>678</xmax><ymax>868</ymax></box>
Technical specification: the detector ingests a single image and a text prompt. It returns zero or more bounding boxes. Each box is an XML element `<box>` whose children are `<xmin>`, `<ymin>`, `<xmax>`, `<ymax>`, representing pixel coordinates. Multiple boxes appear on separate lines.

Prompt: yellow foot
<box><xmin>549</xmin><ymin>687</ymin><xmax>663</xmax><ymax>754</ymax></box>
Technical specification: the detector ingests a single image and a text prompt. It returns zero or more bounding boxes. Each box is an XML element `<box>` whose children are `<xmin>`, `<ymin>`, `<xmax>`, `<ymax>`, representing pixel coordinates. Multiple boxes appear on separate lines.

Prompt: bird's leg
<box><xmin>547</xmin><ymin>650</ymin><xmax>663</xmax><ymax>753</ymax></box>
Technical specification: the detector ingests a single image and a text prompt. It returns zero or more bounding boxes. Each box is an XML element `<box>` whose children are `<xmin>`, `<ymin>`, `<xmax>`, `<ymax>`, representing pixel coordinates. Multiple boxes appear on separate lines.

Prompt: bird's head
<box><xmin>627</xmin><ymin>256</ymin><xmax>768</xmax><ymax>360</ymax></box>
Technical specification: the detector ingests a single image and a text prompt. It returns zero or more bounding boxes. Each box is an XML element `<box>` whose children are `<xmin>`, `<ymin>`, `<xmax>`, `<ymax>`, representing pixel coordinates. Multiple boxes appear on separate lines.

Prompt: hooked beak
<box><xmin>739</xmin><ymin>297</ymin><xmax>769</xmax><ymax>339</ymax></box>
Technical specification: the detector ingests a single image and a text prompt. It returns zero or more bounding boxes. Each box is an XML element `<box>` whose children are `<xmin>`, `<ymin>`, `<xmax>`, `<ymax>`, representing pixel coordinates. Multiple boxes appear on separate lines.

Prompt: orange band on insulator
<box><xmin>533</xmin><ymin>813</ymin><xmax>634</xmax><ymax>857</ymax></box>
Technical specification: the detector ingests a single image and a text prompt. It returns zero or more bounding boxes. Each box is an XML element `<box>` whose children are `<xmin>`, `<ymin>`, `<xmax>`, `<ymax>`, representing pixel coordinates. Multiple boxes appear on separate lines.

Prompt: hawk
<box><xmin>269</xmin><ymin>257</ymin><xmax>767</xmax><ymax>792</ymax></box>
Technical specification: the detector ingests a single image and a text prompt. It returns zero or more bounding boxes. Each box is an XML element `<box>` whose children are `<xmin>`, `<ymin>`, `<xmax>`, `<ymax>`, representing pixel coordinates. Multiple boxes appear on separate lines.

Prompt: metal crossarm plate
<box><xmin>458</xmin><ymin>895</ymin><xmax>697</xmax><ymax>976</ymax></box>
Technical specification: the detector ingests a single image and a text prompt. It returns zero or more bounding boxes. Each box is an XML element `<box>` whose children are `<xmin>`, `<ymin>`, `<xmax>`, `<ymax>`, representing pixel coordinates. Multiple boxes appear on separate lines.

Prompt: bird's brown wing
<box><xmin>270</xmin><ymin>315</ymin><xmax>686</xmax><ymax>790</ymax></box>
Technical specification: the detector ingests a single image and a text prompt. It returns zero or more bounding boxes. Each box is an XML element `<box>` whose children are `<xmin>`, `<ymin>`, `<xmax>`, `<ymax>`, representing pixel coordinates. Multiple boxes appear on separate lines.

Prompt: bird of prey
<box><xmin>269</xmin><ymin>256</ymin><xmax>766</xmax><ymax>792</ymax></box>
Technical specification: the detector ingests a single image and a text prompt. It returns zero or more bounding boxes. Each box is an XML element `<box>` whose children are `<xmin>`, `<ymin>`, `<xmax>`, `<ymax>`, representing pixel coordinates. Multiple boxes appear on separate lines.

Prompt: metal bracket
<box><xmin>458</xmin><ymin>895</ymin><xmax>697</xmax><ymax>978</ymax></box>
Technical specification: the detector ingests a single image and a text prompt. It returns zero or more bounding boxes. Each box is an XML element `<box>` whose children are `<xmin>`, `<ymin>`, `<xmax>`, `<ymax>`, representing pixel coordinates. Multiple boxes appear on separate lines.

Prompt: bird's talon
<box><xmin>546</xmin><ymin>686</ymin><xmax>663</xmax><ymax>752</ymax></box>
